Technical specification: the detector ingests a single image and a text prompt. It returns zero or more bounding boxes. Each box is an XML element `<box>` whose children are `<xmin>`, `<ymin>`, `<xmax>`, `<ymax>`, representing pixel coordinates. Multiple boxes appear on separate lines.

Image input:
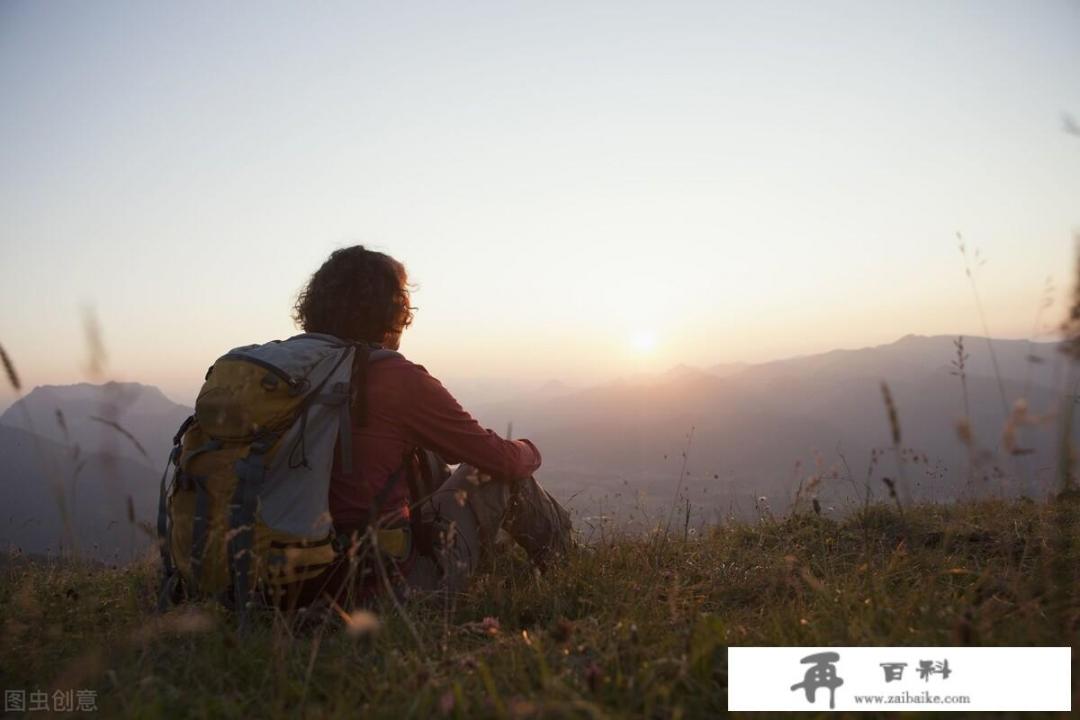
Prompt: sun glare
<box><xmin>631</xmin><ymin>330</ymin><xmax>657</xmax><ymax>354</ymax></box>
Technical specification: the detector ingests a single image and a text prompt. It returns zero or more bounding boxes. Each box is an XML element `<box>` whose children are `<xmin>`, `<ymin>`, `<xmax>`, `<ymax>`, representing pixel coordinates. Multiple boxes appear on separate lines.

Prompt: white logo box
<box><xmin>728</xmin><ymin>646</ymin><xmax>1071</xmax><ymax>712</ymax></box>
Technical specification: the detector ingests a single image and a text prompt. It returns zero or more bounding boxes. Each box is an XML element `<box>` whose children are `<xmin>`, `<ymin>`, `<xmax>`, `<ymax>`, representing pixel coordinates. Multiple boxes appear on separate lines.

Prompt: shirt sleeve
<box><xmin>400</xmin><ymin>363</ymin><xmax>542</xmax><ymax>479</ymax></box>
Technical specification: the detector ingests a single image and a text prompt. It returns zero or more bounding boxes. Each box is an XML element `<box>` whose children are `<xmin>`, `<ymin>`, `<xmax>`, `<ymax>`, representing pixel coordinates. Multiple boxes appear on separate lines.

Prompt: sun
<box><xmin>630</xmin><ymin>330</ymin><xmax>657</xmax><ymax>353</ymax></box>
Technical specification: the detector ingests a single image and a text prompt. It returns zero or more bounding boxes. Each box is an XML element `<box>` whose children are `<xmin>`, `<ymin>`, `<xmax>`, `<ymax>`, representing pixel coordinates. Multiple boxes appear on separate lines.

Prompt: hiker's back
<box><xmin>160</xmin><ymin>333</ymin><xmax>397</xmax><ymax>613</ymax></box>
<box><xmin>328</xmin><ymin>353</ymin><xmax>422</xmax><ymax>531</ymax></box>
<box><xmin>159</xmin><ymin>245</ymin><xmax>572</xmax><ymax>618</ymax></box>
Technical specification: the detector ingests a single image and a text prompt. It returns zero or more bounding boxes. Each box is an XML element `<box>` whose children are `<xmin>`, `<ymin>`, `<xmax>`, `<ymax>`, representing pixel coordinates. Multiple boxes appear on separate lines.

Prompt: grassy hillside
<box><xmin>2</xmin><ymin>497</ymin><xmax>1078</xmax><ymax>718</ymax></box>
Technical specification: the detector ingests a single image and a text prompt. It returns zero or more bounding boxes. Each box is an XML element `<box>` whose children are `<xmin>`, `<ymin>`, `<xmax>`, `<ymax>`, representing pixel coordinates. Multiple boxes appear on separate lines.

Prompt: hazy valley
<box><xmin>0</xmin><ymin>334</ymin><xmax>1072</xmax><ymax>561</ymax></box>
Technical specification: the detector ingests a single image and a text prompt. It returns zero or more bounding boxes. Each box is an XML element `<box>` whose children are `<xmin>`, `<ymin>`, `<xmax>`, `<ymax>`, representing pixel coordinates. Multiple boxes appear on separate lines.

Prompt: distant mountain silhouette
<box><xmin>0</xmin><ymin>335</ymin><xmax>1073</xmax><ymax>555</ymax></box>
<box><xmin>741</xmin><ymin>334</ymin><xmax>1054</xmax><ymax>385</ymax></box>
<box><xmin>0</xmin><ymin>381</ymin><xmax>192</xmax><ymax>469</ymax></box>
<box><xmin>706</xmin><ymin>362</ymin><xmax>750</xmax><ymax>379</ymax></box>
<box><xmin>0</xmin><ymin>424</ymin><xmax>158</xmax><ymax>562</ymax></box>
<box><xmin>473</xmin><ymin>335</ymin><xmax>1073</xmax><ymax>525</ymax></box>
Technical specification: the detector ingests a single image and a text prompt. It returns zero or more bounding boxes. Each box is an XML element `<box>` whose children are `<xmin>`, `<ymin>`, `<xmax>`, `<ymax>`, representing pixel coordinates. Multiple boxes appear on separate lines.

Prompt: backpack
<box><xmin>156</xmin><ymin>332</ymin><xmax>408</xmax><ymax>617</ymax></box>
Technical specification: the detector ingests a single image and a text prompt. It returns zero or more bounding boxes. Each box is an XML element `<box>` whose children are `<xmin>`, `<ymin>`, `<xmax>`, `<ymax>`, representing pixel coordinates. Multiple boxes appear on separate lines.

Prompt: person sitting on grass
<box><xmin>290</xmin><ymin>245</ymin><xmax>572</xmax><ymax>608</ymax></box>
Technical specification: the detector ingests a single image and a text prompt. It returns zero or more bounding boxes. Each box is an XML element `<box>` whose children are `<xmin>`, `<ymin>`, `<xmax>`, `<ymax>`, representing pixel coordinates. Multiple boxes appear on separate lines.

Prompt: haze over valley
<box><xmin>1</xmin><ymin>333</ymin><xmax>1070</xmax><ymax>560</ymax></box>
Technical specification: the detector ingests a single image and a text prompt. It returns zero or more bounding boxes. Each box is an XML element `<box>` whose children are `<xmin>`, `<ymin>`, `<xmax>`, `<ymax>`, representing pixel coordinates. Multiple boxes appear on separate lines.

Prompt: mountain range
<box><xmin>471</xmin><ymin>334</ymin><xmax>1073</xmax><ymax>528</ymax></box>
<box><xmin>0</xmin><ymin>381</ymin><xmax>192</xmax><ymax>469</ymax></box>
<box><xmin>0</xmin><ymin>334</ymin><xmax>1074</xmax><ymax>558</ymax></box>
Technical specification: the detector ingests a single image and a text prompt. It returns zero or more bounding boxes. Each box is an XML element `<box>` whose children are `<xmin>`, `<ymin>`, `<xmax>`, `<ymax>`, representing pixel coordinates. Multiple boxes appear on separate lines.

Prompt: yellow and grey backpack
<box><xmin>156</xmin><ymin>332</ymin><xmax>399</xmax><ymax>617</ymax></box>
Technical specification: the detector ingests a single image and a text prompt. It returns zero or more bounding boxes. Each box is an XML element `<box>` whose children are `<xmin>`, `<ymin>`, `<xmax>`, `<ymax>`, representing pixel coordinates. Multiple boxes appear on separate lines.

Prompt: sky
<box><xmin>1</xmin><ymin>0</ymin><xmax>1078</xmax><ymax>410</ymax></box>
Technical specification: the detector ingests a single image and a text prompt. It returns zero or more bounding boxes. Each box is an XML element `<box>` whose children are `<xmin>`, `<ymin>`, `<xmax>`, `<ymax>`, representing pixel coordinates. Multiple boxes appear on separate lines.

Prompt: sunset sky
<box><xmin>1</xmin><ymin>0</ymin><xmax>1078</xmax><ymax>410</ymax></box>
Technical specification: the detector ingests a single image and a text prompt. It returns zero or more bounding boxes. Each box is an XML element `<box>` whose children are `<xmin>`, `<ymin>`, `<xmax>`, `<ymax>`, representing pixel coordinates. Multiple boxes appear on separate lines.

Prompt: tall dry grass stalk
<box><xmin>1046</xmin><ymin>233</ymin><xmax>1080</xmax><ymax>642</ymax></box>
<box><xmin>950</xmin><ymin>336</ymin><xmax>971</xmax><ymax>422</ymax></box>
<box><xmin>89</xmin><ymin>415</ymin><xmax>150</xmax><ymax>461</ymax></box>
<box><xmin>662</xmin><ymin>426</ymin><xmax>695</xmax><ymax>539</ymax></box>
<box><xmin>950</xmin><ymin>336</ymin><xmax>983</xmax><ymax>495</ymax></box>
<box><xmin>878</xmin><ymin>381</ymin><xmax>910</xmax><ymax>530</ymax></box>
<box><xmin>1</xmin><ymin>341</ymin><xmax>22</xmax><ymax>391</ymax></box>
<box><xmin>1022</xmin><ymin>276</ymin><xmax>1055</xmax><ymax>400</ymax></box>
<box><xmin>956</xmin><ymin>234</ymin><xmax>1011</xmax><ymax>420</ymax></box>
<box><xmin>1056</xmin><ymin>235</ymin><xmax>1080</xmax><ymax>494</ymax></box>
<box><xmin>82</xmin><ymin>305</ymin><xmax>108</xmax><ymax>380</ymax></box>
<box><xmin>0</xmin><ymin>340</ymin><xmax>77</xmax><ymax>554</ymax></box>
<box><xmin>3</xmin><ymin>314</ymin><xmax>147</xmax><ymax>561</ymax></box>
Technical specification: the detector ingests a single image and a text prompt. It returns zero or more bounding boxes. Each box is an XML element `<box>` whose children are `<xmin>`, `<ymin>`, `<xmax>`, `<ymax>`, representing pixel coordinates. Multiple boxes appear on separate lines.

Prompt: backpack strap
<box><xmin>333</xmin><ymin>344</ymin><xmax>401</xmax><ymax>479</ymax></box>
<box><xmin>229</xmin><ymin>434</ymin><xmax>276</xmax><ymax>629</ymax></box>
<box><xmin>327</xmin><ymin>344</ymin><xmax>416</xmax><ymax>559</ymax></box>
<box><xmin>372</xmin><ymin>453</ymin><xmax>410</xmax><ymax>521</ymax></box>
<box><xmin>178</xmin><ymin>436</ymin><xmax>224</xmax><ymax>596</ymax></box>
<box><xmin>156</xmin><ymin>453</ymin><xmax>175</xmax><ymax>574</ymax></box>
<box><xmin>405</xmin><ymin>449</ymin><xmax>437</xmax><ymax>558</ymax></box>
<box><xmin>350</xmin><ymin>345</ymin><xmax>372</xmax><ymax>427</ymax></box>
<box><xmin>349</xmin><ymin>345</ymin><xmax>402</xmax><ymax>425</ymax></box>
<box><xmin>157</xmin><ymin>414</ymin><xmax>194</xmax><ymax>612</ymax></box>
<box><xmin>344</xmin><ymin>342</ymin><xmax>407</xmax><ymax>519</ymax></box>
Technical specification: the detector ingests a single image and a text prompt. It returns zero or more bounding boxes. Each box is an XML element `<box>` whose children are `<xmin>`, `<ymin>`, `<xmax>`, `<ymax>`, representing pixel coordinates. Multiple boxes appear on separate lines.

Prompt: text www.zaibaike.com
<box><xmin>853</xmin><ymin>691</ymin><xmax>971</xmax><ymax>706</ymax></box>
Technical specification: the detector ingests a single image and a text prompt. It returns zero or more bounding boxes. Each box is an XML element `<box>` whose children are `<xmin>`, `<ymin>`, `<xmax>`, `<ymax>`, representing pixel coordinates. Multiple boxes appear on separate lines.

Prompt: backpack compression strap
<box><xmin>157</xmin><ymin>414</ymin><xmax>195</xmax><ymax>611</ymax></box>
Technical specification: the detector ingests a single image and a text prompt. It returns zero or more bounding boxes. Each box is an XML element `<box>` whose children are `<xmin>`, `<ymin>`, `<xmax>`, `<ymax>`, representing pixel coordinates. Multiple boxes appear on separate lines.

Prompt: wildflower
<box><xmin>343</xmin><ymin>609</ymin><xmax>381</xmax><ymax>638</ymax></box>
<box><xmin>481</xmin><ymin>616</ymin><xmax>501</xmax><ymax>635</ymax></box>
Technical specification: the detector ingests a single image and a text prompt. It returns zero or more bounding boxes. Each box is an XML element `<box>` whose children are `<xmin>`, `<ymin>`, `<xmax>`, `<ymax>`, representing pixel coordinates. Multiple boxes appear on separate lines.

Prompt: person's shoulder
<box><xmin>368</xmin><ymin>350</ymin><xmax>431</xmax><ymax>377</ymax></box>
<box><xmin>366</xmin><ymin>350</ymin><xmax>450</xmax><ymax>405</ymax></box>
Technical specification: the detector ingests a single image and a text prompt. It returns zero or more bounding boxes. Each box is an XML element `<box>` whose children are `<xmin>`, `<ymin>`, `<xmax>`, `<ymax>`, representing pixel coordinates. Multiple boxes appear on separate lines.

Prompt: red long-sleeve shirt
<box><xmin>329</xmin><ymin>353</ymin><xmax>542</xmax><ymax>529</ymax></box>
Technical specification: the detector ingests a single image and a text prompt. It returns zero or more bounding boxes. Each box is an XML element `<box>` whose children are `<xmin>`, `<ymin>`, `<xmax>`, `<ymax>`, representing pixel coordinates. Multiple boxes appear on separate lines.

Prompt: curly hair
<box><xmin>293</xmin><ymin>246</ymin><xmax>415</xmax><ymax>344</ymax></box>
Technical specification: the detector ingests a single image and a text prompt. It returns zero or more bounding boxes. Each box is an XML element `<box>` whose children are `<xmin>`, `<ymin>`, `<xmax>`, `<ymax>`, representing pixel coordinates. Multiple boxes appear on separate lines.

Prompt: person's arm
<box><xmin>401</xmin><ymin>363</ymin><xmax>542</xmax><ymax>479</ymax></box>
